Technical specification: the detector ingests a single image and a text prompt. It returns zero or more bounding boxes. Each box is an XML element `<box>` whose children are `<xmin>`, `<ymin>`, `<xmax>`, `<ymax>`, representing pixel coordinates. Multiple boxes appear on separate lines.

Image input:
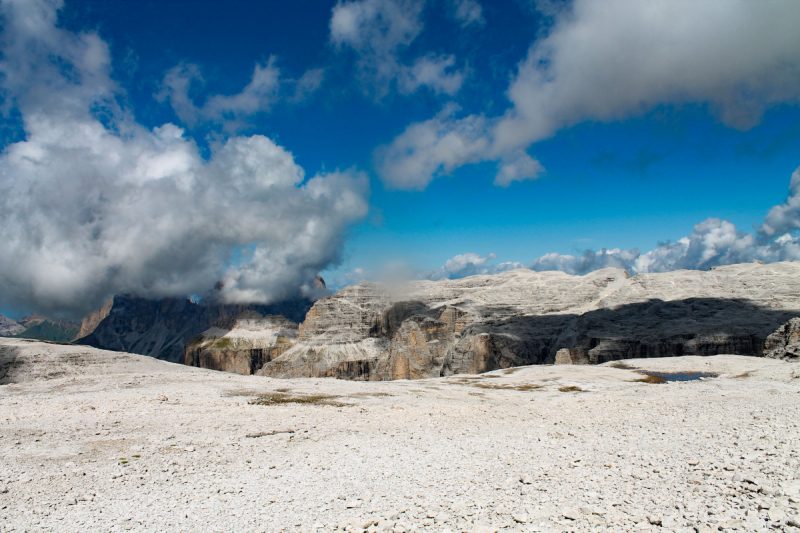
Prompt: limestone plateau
<box><xmin>183</xmin><ymin>261</ymin><xmax>800</xmax><ymax>380</ymax></box>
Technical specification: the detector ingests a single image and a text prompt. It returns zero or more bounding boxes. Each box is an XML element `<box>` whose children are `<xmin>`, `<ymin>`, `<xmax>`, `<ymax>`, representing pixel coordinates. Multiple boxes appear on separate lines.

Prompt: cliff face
<box><xmin>75</xmin><ymin>297</ymin><xmax>114</xmax><ymax>340</ymax></box>
<box><xmin>76</xmin><ymin>295</ymin><xmax>313</xmax><ymax>363</ymax></box>
<box><xmin>253</xmin><ymin>261</ymin><xmax>800</xmax><ymax>380</ymax></box>
<box><xmin>184</xmin><ymin>312</ymin><xmax>299</xmax><ymax>375</ymax></box>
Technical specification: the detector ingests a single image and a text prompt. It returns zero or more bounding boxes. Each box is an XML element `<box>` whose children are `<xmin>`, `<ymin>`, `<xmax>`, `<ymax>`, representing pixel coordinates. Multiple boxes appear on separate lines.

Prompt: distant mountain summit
<box><xmin>0</xmin><ymin>313</ymin><xmax>25</xmax><ymax>337</ymax></box>
<box><xmin>12</xmin><ymin>314</ymin><xmax>80</xmax><ymax>342</ymax></box>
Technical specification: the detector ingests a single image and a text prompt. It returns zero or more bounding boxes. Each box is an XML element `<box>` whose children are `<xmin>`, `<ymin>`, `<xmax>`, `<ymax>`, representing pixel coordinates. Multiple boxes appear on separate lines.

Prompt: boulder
<box><xmin>554</xmin><ymin>348</ymin><xmax>573</xmax><ymax>365</ymax></box>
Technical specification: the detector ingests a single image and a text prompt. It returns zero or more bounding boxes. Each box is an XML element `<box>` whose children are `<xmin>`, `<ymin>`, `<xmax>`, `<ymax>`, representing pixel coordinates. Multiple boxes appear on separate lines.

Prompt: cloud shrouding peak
<box><xmin>330</xmin><ymin>0</ymin><xmax>466</xmax><ymax>98</ymax></box>
<box><xmin>0</xmin><ymin>0</ymin><xmax>368</xmax><ymax>317</ymax></box>
<box><xmin>376</xmin><ymin>0</ymin><xmax>800</xmax><ymax>189</ymax></box>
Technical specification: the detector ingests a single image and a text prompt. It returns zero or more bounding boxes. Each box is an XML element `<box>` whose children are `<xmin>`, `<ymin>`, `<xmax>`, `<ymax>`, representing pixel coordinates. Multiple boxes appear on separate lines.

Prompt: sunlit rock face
<box><xmin>254</xmin><ymin>261</ymin><xmax>800</xmax><ymax>380</ymax></box>
<box><xmin>184</xmin><ymin>312</ymin><xmax>299</xmax><ymax>375</ymax></box>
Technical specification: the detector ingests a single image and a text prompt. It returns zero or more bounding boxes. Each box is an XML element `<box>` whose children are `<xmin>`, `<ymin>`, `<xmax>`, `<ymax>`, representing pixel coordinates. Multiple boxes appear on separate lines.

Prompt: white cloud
<box><xmin>158</xmin><ymin>59</ymin><xmax>325</xmax><ymax>130</ymax></box>
<box><xmin>377</xmin><ymin>0</ymin><xmax>800</xmax><ymax>189</ymax></box>
<box><xmin>330</xmin><ymin>0</ymin><xmax>466</xmax><ymax>97</ymax></box>
<box><xmin>424</xmin><ymin>252</ymin><xmax>497</xmax><ymax>280</ymax></box>
<box><xmin>494</xmin><ymin>151</ymin><xmax>545</xmax><ymax>187</ymax></box>
<box><xmin>398</xmin><ymin>54</ymin><xmax>465</xmax><ymax>96</ymax></box>
<box><xmin>375</xmin><ymin>103</ymin><xmax>488</xmax><ymax>190</ymax></box>
<box><xmin>0</xmin><ymin>0</ymin><xmax>369</xmax><ymax>316</ymax></box>
<box><xmin>451</xmin><ymin>0</ymin><xmax>484</xmax><ymax>27</ymax></box>
<box><xmin>292</xmin><ymin>68</ymin><xmax>326</xmax><ymax>102</ymax></box>
<box><xmin>758</xmin><ymin>167</ymin><xmax>800</xmax><ymax>240</ymax></box>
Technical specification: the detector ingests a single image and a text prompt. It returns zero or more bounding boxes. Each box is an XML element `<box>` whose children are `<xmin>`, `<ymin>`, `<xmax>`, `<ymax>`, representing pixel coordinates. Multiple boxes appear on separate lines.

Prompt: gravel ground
<box><xmin>1</xmin><ymin>339</ymin><xmax>800</xmax><ymax>533</ymax></box>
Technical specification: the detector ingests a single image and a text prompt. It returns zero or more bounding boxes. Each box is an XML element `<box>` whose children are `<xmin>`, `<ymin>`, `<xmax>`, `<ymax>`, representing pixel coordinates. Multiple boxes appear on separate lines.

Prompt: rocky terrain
<box><xmin>76</xmin><ymin>294</ymin><xmax>315</xmax><ymax>363</ymax></box>
<box><xmin>1</xmin><ymin>338</ymin><xmax>800</xmax><ymax>532</ymax></box>
<box><xmin>764</xmin><ymin>318</ymin><xmax>800</xmax><ymax>360</ymax></box>
<box><xmin>0</xmin><ymin>313</ymin><xmax>24</xmax><ymax>337</ymax></box>
<box><xmin>249</xmin><ymin>261</ymin><xmax>800</xmax><ymax>380</ymax></box>
<box><xmin>184</xmin><ymin>312</ymin><xmax>299</xmax><ymax>375</ymax></box>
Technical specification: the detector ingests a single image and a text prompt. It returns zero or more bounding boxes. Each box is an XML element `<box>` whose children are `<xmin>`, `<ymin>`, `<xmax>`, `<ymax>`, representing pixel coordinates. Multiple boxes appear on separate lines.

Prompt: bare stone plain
<box><xmin>2</xmin><ymin>338</ymin><xmax>800</xmax><ymax>532</ymax></box>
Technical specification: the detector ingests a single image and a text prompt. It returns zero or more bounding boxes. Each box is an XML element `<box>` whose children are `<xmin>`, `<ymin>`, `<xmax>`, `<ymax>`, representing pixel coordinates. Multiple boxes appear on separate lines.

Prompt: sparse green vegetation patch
<box><xmin>558</xmin><ymin>385</ymin><xmax>584</xmax><ymax>392</ymax></box>
<box><xmin>472</xmin><ymin>382</ymin><xmax>543</xmax><ymax>391</ymax></box>
<box><xmin>248</xmin><ymin>392</ymin><xmax>347</xmax><ymax>407</ymax></box>
<box><xmin>214</xmin><ymin>337</ymin><xmax>232</xmax><ymax>349</ymax></box>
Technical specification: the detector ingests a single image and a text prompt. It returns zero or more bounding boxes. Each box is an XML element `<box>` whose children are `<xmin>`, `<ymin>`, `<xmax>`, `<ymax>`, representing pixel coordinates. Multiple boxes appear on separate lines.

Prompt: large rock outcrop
<box><xmin>763</xmin><ymin>318</ymin><xmax>800</xmax><ymax>360</ymax></box>
<box><xmin>184</xmin><ymin>312</ymin><xmax>299</xmax><ymax>375</ymax></box>
<box><xmin>0</xmin><ymin>314</ymin><xmax>24</xmax><ymax>337</ymax></box>
<box><xmin>253</xmin><ymin>261</ymin><xmax>800</xmax><ymax>380</ymax></box>
<box><xmin>76</xmin><ymin>295</ymin><xmax>314</xmax><ymax>363</ymax></box>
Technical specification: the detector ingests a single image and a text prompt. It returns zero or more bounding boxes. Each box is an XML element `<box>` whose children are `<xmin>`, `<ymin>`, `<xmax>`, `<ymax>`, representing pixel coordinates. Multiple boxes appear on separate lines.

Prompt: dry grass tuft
<box><xmin>610</xmin><ymin>361</ymin><xmax>636</xmax><ymax>370</ymax></box>
<box><xmin>558</xmin><ymin>385</ymin><xmax>584</xmax><ymax>392</ymax></box>
<box><xmin>248</xmin><ymin>393</ymin><xmax>346</xmax><ymax>407</ymax></box>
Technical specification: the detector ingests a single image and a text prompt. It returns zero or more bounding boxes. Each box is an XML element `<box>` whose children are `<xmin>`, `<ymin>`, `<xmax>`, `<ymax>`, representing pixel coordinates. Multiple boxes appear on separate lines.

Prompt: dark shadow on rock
<box><xmin>471</xmin><ymin>298</ymin><xmax>800</xmax><ymax>366</ymax></box>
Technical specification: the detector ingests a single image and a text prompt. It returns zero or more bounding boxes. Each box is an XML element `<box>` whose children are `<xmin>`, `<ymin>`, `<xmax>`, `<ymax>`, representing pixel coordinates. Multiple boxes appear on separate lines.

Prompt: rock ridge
<box><xmin>253</xmin><ymin>261</ymin><xmax>800</xmax><ymax>380</ymax></box>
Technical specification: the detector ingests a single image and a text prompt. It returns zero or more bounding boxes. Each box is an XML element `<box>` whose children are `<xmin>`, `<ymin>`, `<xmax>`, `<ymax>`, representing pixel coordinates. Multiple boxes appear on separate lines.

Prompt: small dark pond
<box><xmin>637</xmin><ymin>371</ymin><xmax>718</xmax><ymax>384</ymax></box>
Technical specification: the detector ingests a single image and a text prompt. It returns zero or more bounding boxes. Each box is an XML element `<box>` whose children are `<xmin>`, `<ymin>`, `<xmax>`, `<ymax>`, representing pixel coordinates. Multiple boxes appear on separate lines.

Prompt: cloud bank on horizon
<box><xmin>410</xmin><ymin>166</ymin><xmax>800</xmax><ymax>281</ymax></box>
<box><xmin>0</xmin><ymin>0</ymin><xmax>368</xmax><ymax>316</ymax></box>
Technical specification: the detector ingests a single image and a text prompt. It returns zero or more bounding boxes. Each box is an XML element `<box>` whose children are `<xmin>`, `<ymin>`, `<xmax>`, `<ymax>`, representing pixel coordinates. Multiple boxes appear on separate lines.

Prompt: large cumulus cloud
<box><xmin>376</xmin><ymin>0</ymin><xmax>800</xmax><ymax>189</ymax></box>
<box><xmin>0</xmin><ymin>0</ymin><xmax>369</xmax><ymax>316</ymax></box>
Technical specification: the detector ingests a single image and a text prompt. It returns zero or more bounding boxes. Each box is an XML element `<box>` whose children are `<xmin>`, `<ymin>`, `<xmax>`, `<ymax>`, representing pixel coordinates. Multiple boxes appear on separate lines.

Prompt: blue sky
<box><xmin>1</xmin><ymin>0</ymin><xmax>800</xmax><ymax>318</ymax></box>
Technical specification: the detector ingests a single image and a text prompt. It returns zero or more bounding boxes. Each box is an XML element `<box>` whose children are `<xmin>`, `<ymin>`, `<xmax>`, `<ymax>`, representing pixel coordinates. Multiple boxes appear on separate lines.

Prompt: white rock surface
<box><xmin>259</xmin><ymin>262</ymin><xmax>800</xmax><ymax>380</ymax></box>
<box><xmin>2</xmin><ymin>339</ymin><xmax>800</xmax><ymax>532</ymax></box>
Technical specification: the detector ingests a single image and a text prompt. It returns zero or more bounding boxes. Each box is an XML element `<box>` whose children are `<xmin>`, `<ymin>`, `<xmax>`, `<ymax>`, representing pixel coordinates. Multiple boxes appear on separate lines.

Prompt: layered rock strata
<box><xmin>184</xmin><ymin>312</ymin><xmax>299</xmax><ymax>375</ymax></box>
<box><xmin>254</xmin><ymin>261</ymin><xmax>800</xmax><ymax>380</ymax></box>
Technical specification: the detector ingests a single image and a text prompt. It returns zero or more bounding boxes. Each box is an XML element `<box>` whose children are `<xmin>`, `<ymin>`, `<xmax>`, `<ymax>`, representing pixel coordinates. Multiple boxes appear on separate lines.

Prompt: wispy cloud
<box><xmin>157</xmin><ymin>58</ymin><xmax>325</xmax><ymax>131</ymax></box>
<box><xmin>329</xmin><ymin>0</ymin><xmax>466</xmax><ymax>98</ymax></box>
